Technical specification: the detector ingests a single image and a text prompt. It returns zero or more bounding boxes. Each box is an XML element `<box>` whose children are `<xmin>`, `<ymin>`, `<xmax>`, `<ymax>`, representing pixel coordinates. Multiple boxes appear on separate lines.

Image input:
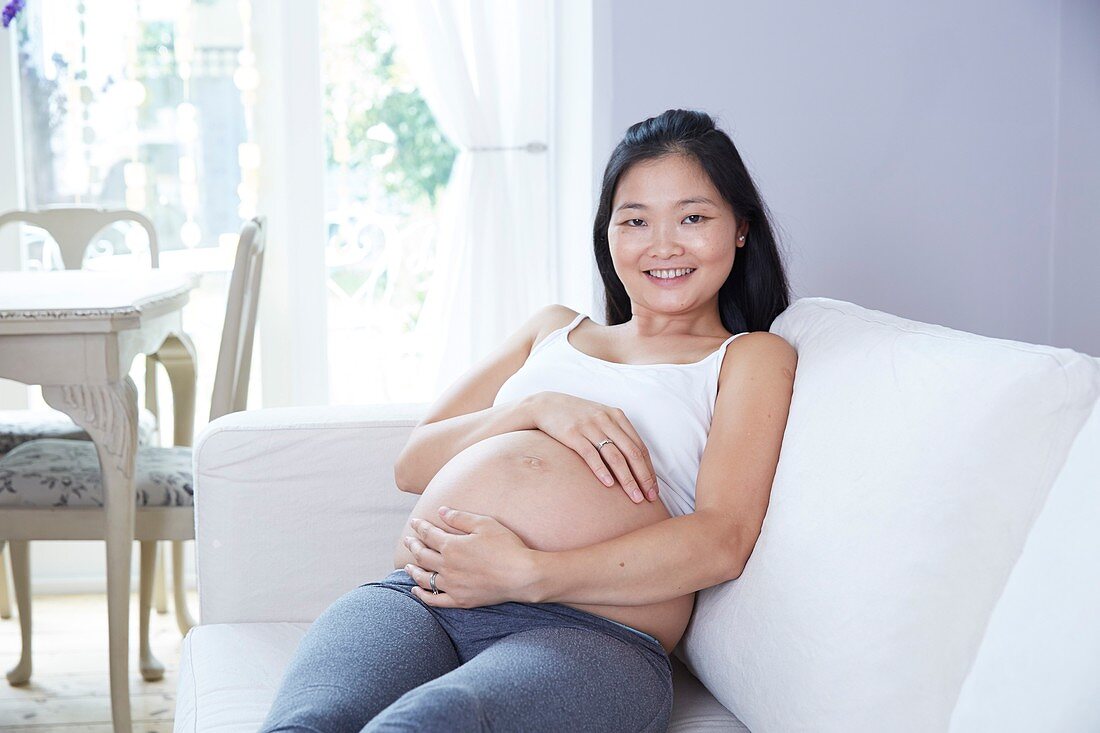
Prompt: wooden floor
<box><xmin>0</xmin><ymin>590</ymin><xmax>198</xmax><ymax>732</ymax></box>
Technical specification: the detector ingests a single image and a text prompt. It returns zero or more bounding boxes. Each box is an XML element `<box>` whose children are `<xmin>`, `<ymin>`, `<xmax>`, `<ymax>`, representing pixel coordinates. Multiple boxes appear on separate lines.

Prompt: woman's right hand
<box><xmin>526</xmin><ymin>391</ymin><xmax>660</xmax><ymax>504</ymax></box>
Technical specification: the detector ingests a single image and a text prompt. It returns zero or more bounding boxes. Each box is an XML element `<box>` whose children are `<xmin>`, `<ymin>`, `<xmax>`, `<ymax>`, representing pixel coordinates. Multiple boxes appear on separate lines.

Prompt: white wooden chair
<box><xmin>0</xmin><ymin>549</ymin><xmax>8</xmax><ymax>620</ymax></box>
<box><xmin>0</xmin><ymin>206</ymin><xmax>164</xmax><ymax>454</ymax></box>
<box><xmin>0</xmin><ymin>216</ymin><xmax>265</xmax><ymax>685</ymax></box>
<box><xmin>0</xmin><ymin>207</ymin><xmax>170</xmax><ymax>624</ymax></box>
<box><xmin>0</xmin><ymin>206</ymin><xmax>159</xmax><ymax>269</ymax></box>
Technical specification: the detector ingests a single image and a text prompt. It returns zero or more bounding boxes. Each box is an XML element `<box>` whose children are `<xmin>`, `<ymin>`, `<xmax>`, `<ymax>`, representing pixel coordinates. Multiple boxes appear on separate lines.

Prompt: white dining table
<box><xmin>0</xmin><ymin>269</ymin><xmax>198</xmax><ymax>732</ymax></box>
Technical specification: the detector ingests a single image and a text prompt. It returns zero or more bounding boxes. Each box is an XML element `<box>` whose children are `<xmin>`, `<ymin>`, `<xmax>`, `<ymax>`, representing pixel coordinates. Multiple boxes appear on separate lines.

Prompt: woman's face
<box><xmin>607</xmin><ymin>154</ymin><xmax>744</xmax><ymax>320</ymax></box>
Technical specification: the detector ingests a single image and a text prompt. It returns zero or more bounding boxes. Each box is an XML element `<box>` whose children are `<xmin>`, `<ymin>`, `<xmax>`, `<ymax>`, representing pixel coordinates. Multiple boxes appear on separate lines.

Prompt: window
<box><xmin>319</xmin><ymin>0</ymin><xmax>455</xmax><ymax>404</ymax></box>
<box><xmin>14</xmin><ymin>0</ymin><xmax>259</xmax><ymax>432</ymax></box>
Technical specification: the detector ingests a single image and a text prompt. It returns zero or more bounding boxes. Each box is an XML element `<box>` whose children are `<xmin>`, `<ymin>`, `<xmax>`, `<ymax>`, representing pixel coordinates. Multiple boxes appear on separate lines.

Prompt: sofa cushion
<box><xmin>174</xmin><ymin>622</ymin><xmax>749</xmax><ymax>732</ymax></box>
<box><xmin>192</xmin><ymin>405</ymin><xmax>425</xmax><ymax>625</ymax></box>
<box><xmin>175</xmin><ymin>623</ymin><xmax>308</xmax><ymax>733</ymax></box>
<box><xmin>677</xmin><ymin>297</ymin><xmax>1100</xmax><ymax>732</ymax></box>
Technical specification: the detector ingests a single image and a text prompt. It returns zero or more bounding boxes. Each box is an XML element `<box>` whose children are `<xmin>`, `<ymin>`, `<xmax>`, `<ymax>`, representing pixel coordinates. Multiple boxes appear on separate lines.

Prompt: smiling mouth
<box><xmin>644</xmin><ymin>268</ymin><xmax>696</xmax><ymax>283</ymax></box>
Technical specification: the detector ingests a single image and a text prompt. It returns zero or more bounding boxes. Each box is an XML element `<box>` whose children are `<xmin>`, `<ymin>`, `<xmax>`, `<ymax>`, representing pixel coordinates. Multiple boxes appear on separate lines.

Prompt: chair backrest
<box><xmin>0</xmin><ymin>206</ymin><xmax>160</xmax><ymax>269</ymax></box>
<box><xmin>209</xmin><ymin>217</ymin><xmax>265</xmax><ymax>421</ymax></box>
<box><xmin>0</xmin><ymin>206</ymin><xmax>164</xmax><ymax>418</ymax></box>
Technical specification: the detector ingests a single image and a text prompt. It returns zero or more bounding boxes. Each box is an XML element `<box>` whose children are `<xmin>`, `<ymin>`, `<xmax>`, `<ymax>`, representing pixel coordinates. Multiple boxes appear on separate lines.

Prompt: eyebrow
<box><xmin>614</xmin><ymin>196</ymin><xmax>718</xmax><ymax>212</ymax></box>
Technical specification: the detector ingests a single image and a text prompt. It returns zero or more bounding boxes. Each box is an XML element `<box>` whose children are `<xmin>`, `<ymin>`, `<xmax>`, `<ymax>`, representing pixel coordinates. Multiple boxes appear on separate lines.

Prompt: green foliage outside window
<box><xmin>323</xmin><ymin>0</ymin><xmax>456</xmax><ymax>208</ymax></box>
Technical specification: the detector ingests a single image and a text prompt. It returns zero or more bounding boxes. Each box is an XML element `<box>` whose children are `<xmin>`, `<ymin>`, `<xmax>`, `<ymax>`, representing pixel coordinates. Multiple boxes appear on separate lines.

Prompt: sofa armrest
<box><xmin>193</xmin><ymin>404</ymin><xmax>428</xmax><ymax>624</ymax></box>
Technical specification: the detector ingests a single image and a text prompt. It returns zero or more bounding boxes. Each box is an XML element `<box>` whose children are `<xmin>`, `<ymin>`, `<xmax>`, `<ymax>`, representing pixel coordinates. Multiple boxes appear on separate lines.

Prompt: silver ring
<box><xmin>429</xmin><ymin>571</ymin><xmax>440</xmax><ymax>595</ymax></box>
<box><xmin>595</xmin><ymin>439</ymin><xmax>614</xmax><ymax>450</ymax></box>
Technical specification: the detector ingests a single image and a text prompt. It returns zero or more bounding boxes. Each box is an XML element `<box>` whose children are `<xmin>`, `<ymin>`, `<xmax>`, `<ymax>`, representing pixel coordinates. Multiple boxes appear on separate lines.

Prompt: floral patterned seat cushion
<box><xmin>0</xmin><ymin>408</ymin><xmax>160</xmax><ymax>457</ymax></box>
<box><xmin>0</xmin><ymin>439</ymin><xmax>192</xmax><ymax>508</ymax></box>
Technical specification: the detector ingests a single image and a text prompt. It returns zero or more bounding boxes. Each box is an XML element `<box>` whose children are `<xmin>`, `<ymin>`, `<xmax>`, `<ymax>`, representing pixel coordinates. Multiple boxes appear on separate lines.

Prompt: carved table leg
<box><xmin>43</xmin><ymin>379</ymin><xmax>140</xmax><ymax>733</ymax></box>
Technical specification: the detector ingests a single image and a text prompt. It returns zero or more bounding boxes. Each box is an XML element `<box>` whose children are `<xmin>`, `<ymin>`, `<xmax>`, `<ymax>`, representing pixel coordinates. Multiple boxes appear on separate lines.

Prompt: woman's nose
<box><xmin>647</xmin><ymin>230</ymin><xmax>686</xmax><ymax>257</ymax></box>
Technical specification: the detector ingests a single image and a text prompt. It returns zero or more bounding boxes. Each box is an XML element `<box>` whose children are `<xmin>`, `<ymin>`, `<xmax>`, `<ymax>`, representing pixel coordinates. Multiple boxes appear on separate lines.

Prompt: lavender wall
<box><xmin>598</xmin><ymin>0</ymin><xmax>1097</xmax><ymax>353</ymax></box>
<box><xmin>1051</xmin><ymin>0</ymin><xmax>1100</xmax><ymax>355</ymax></box>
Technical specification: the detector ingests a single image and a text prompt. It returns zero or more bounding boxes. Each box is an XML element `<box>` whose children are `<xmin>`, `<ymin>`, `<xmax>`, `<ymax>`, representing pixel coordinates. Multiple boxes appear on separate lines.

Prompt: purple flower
<box><xmin>2</xmin><ymin>0</ymin><xmax>25</xmax><ymax>29</ymax></box>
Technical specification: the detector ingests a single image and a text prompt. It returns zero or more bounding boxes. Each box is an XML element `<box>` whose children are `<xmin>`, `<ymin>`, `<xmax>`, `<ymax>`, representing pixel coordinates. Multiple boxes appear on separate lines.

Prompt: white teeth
<box><xmin>647</xmin><ymin>268</ymin><xmax>694</xmax><ymax>279</ymax></box>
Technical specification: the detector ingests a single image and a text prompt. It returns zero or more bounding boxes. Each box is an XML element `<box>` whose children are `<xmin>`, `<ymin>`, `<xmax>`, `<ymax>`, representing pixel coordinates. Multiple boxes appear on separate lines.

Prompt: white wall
<box><xmin>15</xmin><ymin>542</ymin><xmax>195</xmax><ymax>595</ymax></box>
<box><xmin>599</xmin><ymin>0</ymin><xmax>1097</xmax><ymax>353</ymax></box>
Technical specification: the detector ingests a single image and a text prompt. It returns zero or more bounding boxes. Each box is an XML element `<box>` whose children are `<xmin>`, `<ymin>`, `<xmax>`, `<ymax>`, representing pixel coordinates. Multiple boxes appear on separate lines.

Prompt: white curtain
<box><xmin>382</xmin><ymin>0</ymin><xmax>553</xmax><ymax>399</ymax></box>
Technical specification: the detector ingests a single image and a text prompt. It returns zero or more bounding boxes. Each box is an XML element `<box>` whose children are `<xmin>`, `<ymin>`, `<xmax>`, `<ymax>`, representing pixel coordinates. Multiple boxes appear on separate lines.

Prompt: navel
<box><xmin>519</xmin><ymin>454</ymin><xmax>546</xmax><ymax>470</ymax></box>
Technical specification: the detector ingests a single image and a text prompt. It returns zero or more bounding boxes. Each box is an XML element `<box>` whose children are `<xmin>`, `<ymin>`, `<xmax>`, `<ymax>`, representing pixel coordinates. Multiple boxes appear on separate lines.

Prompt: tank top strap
<box><xmin>717</xmin><ymin>330</ymin><xmax>746</xmax><ymax>351</ymax></box>
<box><xmin>712</xmin><ymin>330</ymin><xmax>751</xmax><ymax>379</ymax></box>
<box><xmin>530</xmin><ymin>312</ymin><xmax>588</xmax><ymax>357</ymax></box>
<box><xmin>565</xmin><ymin>312</ymin><xmax>589</xmax><ymax>333</ymax></box>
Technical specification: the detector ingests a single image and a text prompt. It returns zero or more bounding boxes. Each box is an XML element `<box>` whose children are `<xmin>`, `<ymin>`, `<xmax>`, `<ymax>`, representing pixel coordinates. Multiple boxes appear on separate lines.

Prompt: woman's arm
<box><xmin>529</xmin><ymin>511</ymin><xmax>744</xmax><ymax>605</ymax></box>
<box><xmin>394</xmin><ymin>304</ymin><xmax>579</xmax><ymax>493</ymax></box>
<box><xmin>395</xmin><ymin>398</ymin><xmax>538</xmax><ymax>494</ymax></box>
<box><xmin>405</xmin><ymin>506</ymin><xmax>739</xmax><ymax>606</ymax></box>
<box><xmin>528</xmin><ymin>331</ymin><xmax>797</xmax><ymax>606</ymax></box>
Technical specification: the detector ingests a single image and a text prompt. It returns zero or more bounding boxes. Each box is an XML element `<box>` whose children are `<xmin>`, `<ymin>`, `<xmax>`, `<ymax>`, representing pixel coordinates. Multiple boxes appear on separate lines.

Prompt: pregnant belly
<box><xmin>392</xmin><ymin>430</ymin><xmax>695</xmax><ymax>654</ymax></box>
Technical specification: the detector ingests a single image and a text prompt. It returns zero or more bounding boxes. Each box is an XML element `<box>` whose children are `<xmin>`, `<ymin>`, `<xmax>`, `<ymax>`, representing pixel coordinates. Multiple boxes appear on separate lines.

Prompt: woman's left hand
<box><xmin>403</xmin><ymin>506</ymin><xmax>541</xmax><ymax>608</ymax></box>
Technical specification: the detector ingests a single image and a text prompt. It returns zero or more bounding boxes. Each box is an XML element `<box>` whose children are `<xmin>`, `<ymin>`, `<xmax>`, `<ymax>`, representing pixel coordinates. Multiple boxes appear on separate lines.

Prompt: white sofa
<box><xmin>173</xmin><ymin>298</ymin><xmax>1100</xmax><ymax>732</ymax></box>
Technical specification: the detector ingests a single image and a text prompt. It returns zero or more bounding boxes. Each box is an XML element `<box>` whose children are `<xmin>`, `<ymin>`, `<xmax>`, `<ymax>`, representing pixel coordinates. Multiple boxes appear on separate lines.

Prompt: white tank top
<box><xmin>493</xmin><ymin>313</ymin><xmax>749</xmax><ymax>517</ymax></box>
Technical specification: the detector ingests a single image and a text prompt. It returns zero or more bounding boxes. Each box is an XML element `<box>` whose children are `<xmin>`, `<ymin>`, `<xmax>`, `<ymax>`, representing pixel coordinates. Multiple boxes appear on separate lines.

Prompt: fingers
<box><xmin>403</xmin><ymin>535</ymin><xmax>444</xmax><ymax>569</ymax></box>
<box><xmin>426</xmin><ymin>514</ymin><xmax>467</xmax><ymax>535</ymax></box>
<box><xmin>412</xmin><ymin>517</ymin><xmax>460</xmax><ymax>540</ymax></box>
<box><xmin>567</xmin><ymin>434</ymin><xmax>619</xmax><ymax>488</ymax></box>
<box><xmin>404</xmin><ymin>563</ymin><xmax>438</xmax><ymax>591</ymax></box>
<box><xmin>610</xmin><ymin>415</ymin><xmax>660</xmax><ymax>501</ymax></box>
<box><xmin>404</xmin><ymin>565</ymin><xmax>459</xmax><ymax>608</ymax></box>
<box><xmin>554</xmin><ymin>407</ymin><xmax>660</xmax><ymax>504</ymax></box>
<box><xmin>587</xmin><ymin>421</ymin><xmax>659</xmax><ymax>504</ymax></box>
<box><xmin>411</xmin><ymin>585</ymin><xmax>458</xmax><ymax>607</ymax></box>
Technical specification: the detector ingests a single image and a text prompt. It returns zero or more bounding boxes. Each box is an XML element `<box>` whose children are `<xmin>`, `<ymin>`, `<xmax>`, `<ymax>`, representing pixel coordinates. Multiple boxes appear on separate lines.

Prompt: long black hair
<box><xmin>593</xmin><ymin>109</ymin><xmax>792</xmax><ymax>334</ymax></box>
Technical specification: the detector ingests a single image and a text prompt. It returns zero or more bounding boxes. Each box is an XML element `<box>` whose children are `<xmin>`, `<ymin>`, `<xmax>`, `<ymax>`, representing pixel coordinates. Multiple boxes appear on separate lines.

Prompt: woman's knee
<box><xmin>363</xmin><ymin>680</ymin><xmax>488</xmax><ymax>731</ymax></box>
<box><xmin>260</xmin><ymin>682</ymin><xmax>374</xmax><ymax>732</ymax></box>
<box><xmin>488</xmin><ymin>627</ymin><xmax>672</xmax><ymax>730</ymax></box>
<box><xmin>264</xmin><ymin>585</ymin><xmax>461</xmax><ymax>730</ymax></box>
<box><xmin>364</xmin><ymin>626</ymin><xmax>672</xmax><ymax>732</ymax></box>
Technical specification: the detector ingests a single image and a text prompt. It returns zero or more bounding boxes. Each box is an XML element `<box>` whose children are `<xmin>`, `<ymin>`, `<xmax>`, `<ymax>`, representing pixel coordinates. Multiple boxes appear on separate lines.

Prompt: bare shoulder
<box><xmin>411</xmin><ymin>303</ymin><xmax>582</xmax><ymax>430</ymax></box>
<box><xmin>529</xmin><ymin>303</ymin><xmax>583</xmax><ymax>351</ymax></box>
<box><xmin>719</xmin><ymin>331</ymin><xmax>798</xmax><ymax>386</ymax></box>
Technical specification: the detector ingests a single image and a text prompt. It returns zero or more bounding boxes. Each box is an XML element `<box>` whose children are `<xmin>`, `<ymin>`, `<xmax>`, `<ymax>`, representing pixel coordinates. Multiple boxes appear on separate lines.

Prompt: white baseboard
<box><xmin>26</xmin><ymin>574</ymin><xmax>198</xmax><ymax>596</ymax></box>
<box><xmin>0</xmin><ymin>539</ymin><xmax>198</xmax><ymax>596</ymax></box>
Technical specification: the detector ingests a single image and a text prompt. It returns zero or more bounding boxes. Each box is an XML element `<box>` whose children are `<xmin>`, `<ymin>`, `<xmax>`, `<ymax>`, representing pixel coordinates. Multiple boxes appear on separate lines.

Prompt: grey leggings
<box><xmin>260</xmin><ymin>569</ymin><xmax>673</xmax><ymax>732</ymax></box>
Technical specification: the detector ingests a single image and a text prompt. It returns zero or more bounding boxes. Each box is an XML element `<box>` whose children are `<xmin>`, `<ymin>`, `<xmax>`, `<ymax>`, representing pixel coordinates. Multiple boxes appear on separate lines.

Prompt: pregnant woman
<box><xmin>261</xmin><ymin>108</ymin><xmax>797</xmax><ymax>732</ymax></box>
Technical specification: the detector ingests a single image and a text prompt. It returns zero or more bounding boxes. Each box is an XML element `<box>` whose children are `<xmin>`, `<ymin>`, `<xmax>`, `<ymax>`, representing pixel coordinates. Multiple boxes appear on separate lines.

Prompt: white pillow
<box><xmin>677</xmin><ymin>297</ymin><xmax>1100</xmax><ymax>732</ymax></box>
<box><xmin>950</xmin><ymin>392</ymin><xmax>1100</xmax><ymax>731</ymax></box>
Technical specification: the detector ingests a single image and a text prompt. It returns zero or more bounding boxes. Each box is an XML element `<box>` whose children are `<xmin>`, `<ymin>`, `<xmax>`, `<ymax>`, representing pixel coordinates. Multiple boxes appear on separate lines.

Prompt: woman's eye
<box><xmin>625</xmin><ymin>218</ymin><xmax>645</xmax><ymax>227</ymax></box>
<box><xmin>683</xmin><ymin>214</ymin><xmax>705</xmax><ymax>224</ymax></box>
